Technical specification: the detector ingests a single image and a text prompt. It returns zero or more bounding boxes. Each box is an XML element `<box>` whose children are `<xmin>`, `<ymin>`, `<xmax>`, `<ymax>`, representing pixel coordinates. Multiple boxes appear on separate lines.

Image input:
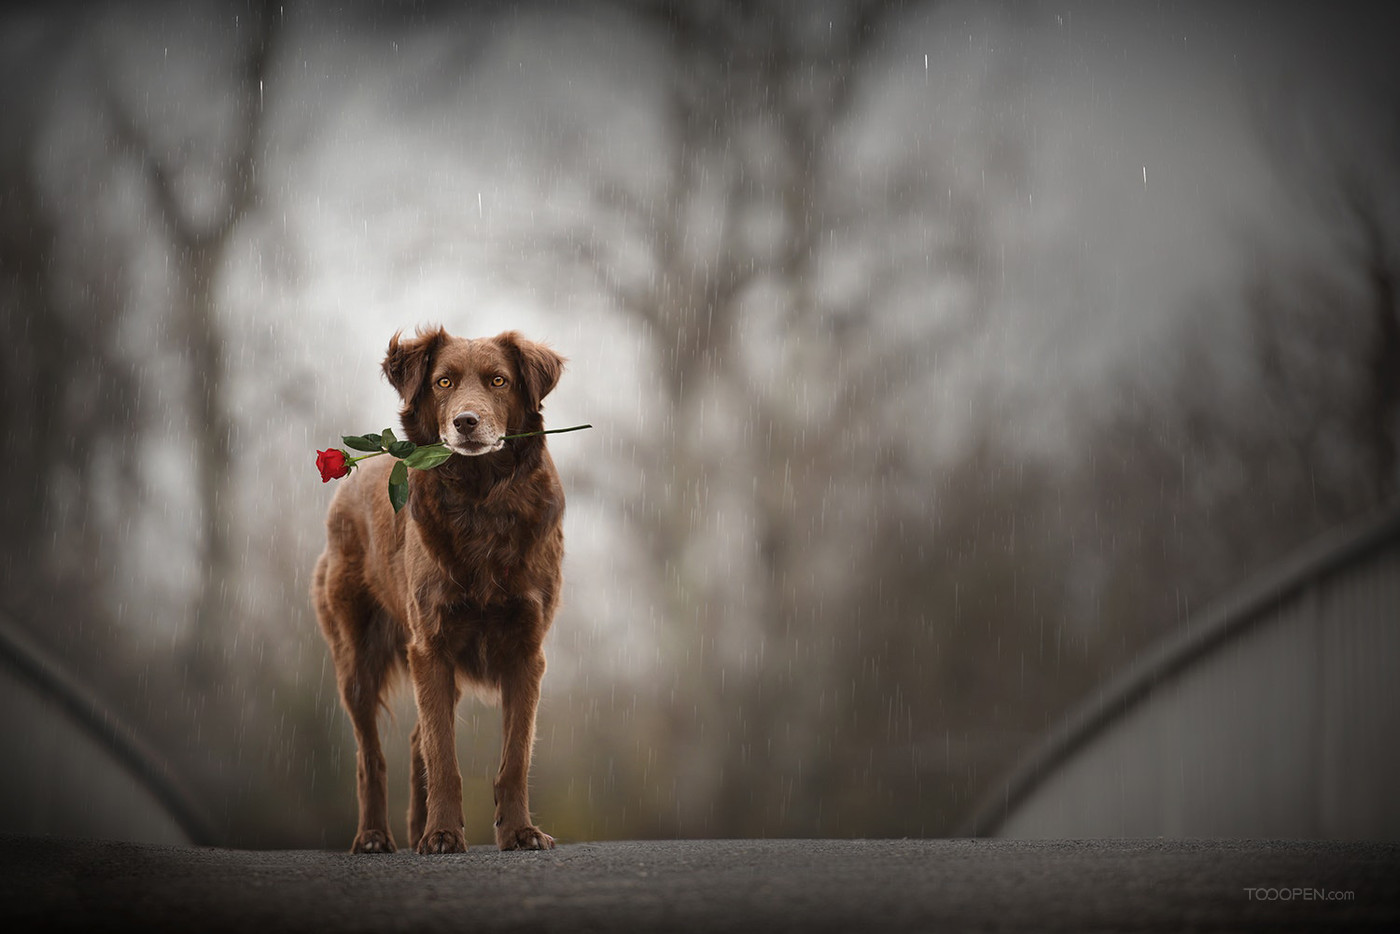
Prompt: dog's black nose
<box><xmin>454</xmin><ymin>411</ymin><xmax>480</xmax><ymax>433</ymax></box>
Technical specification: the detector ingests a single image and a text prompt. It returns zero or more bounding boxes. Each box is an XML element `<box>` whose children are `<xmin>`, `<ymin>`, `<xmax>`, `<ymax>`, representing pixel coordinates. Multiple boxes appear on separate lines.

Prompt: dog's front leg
<box><xmin>408</xmin><ymin>633</ymin><xmax>466</xmax><ymax>854</ymax></box>
<box><xmin>494</xmin><ymin>650</ymin><xmax>555</xmax><ymax>850</ymax></box>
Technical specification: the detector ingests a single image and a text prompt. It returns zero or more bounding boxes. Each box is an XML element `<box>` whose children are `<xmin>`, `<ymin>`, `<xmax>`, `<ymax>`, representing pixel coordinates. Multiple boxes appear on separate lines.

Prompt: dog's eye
<box><xmin>491</xmin><ymin>375</ymin><xmax>507</xmax><ymax>388</ymax></box>
<box><xmin>436</xmin><ymin>377</ymin><xmax>453</xmax><ymax>389</ymax></box>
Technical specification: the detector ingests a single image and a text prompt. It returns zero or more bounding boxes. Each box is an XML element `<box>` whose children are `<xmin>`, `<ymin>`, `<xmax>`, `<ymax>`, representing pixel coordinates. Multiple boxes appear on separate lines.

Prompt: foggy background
<box><xmin>2</xmin><ymin>0</ymin><xmax>1397</xmax><ymax>847</ymax></box>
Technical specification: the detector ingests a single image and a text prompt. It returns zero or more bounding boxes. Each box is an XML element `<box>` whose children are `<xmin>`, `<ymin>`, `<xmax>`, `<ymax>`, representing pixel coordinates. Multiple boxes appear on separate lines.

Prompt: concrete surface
<box><xmin>2</xmin><ymin>835</ymin><xmax>1397</xmax><ymax>932</ymax></box>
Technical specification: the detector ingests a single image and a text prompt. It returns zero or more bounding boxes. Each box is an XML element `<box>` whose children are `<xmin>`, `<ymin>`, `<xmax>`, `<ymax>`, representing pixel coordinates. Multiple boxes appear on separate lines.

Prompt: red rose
<box><xmin>316</xmin><ymin>448</ymin><xmax>351</xmax><ymax>482</ymax></box>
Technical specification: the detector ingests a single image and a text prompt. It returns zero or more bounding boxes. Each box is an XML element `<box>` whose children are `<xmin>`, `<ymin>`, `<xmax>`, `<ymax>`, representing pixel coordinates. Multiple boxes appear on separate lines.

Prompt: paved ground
<box><xmin>2</xmin><ymin>835</ymin><xmax>1397</xmax><ymax>932</ymax></box>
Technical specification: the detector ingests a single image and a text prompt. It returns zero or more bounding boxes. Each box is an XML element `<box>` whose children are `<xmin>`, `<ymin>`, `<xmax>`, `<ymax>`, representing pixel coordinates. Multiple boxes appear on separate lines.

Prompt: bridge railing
<box><xmin>966</xmin><ymin>505</ymin><xmax>1400</xmax><ymax>839</ymax></box>
<box><xmin>0</xmin><ymin>613</ymin><xmax>217</xmax><ymax>846</ymax></box>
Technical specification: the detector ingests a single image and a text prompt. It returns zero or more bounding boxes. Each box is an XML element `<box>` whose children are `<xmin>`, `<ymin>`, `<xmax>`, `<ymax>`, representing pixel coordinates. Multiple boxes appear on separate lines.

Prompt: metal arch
<box><xmin>962</xmin><ymin>503</ymin><xmax>1400</xmax><ymax>837</ymax></box>
<box><xmin>0</xmin><ymin>612</ymin><xmax>219</xmax><ymax>846</ymax></box>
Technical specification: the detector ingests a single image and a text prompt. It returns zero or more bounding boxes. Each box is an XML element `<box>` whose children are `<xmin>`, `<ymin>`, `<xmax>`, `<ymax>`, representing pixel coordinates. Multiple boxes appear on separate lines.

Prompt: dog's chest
<box><xmin>426</xmin><ymin>503</ymin><xmax>528</xmax><ymax>603</ymax></box>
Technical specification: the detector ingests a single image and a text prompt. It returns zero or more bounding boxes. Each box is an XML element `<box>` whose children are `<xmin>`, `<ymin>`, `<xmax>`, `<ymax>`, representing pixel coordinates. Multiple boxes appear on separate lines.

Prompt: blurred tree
<box><xmin>1332</xmin><ymin>174</ymin><xmax>1400</xmax><ymax>505</ymax></box>
<box><xmin>0</xmin><ymin>18</ymin><xmax>140</xmax><ymax>676</ymax></box>
<box><xmin>0</xmin><ymin>0</ymin><xmax>352</xmax><ymax>847</ymax></box>
<box><xmin>542</xmin><ymin>0</ymin><xmax>1035</xmax><ymax>835</ymax></box>
<box><xmin>104</xmin><ymin>0</ymin><xmax>281</xmax><ymax>677</ymax></box>
<box><xmin>1071</xmin><ymin>99</ymin><xmax>1400</xmax><ymax>675</ymax></box>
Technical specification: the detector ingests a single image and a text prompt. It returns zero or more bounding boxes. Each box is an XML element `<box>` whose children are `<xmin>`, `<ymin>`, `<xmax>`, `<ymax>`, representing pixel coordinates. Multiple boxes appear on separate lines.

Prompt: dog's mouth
<box><xmin>442</xmin><ymin>433</ymin><xmax>505</xmax><ymax>457</ymax></box>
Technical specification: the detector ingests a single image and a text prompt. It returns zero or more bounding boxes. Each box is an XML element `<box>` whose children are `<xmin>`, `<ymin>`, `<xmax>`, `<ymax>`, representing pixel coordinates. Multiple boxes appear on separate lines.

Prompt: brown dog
<box><xmin>313</xmin><ymin>327</ymin><xmax>566</xmax><ymax>853</ymax></box>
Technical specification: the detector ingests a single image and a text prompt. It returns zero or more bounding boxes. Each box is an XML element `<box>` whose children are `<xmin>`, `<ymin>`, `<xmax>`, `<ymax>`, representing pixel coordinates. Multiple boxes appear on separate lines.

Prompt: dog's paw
<box><xmin>496</xmin><ymin>824</ymin><xmax>555</xmax><ymax>851</ymax></box>
<box><xmin>417</xmin><ymin>828</ymin><xmax>468</xmax><ymax>854</ymax></box>
<box><xmin>351</xmin><ymin>829</ymin><xmax>397</xmax><ymax>854</ymax></box>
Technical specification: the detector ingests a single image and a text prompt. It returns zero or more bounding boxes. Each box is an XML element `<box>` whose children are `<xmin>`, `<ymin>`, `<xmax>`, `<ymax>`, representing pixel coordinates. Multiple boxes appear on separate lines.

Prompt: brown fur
<box><xmin>312</xmin><ymin>327</ymin><xmax>566</xmax><ymax>853</ymax></box>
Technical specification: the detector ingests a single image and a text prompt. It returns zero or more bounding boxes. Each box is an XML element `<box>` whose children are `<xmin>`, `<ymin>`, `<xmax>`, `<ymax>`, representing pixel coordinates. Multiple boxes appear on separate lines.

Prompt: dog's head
<box><xmin>382</xmin><ymin>327</ymin><xmax>565</xmax><ymax>455</ymax></box>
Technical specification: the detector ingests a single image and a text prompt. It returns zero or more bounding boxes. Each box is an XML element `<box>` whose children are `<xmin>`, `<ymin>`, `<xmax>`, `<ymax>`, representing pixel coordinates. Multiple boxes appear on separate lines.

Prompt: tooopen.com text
<box><xmin>1244</xmin><ymin>887</ymin><xmax>1355</xmax><ymax>902</ymax></box>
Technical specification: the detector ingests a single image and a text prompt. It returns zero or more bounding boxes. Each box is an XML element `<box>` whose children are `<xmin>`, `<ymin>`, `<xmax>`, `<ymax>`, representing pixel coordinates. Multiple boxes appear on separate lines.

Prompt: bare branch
<box><xmin>102</xmin><ymin>0</ymin><xmax>279</xmax><ymax>248</ymax></box>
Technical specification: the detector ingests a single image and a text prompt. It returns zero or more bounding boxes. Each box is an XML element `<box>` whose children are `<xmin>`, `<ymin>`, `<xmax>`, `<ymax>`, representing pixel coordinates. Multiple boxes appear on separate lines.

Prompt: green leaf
<box><xmin>389</xmin><ymin>480</ymin><xmax>409</xmax><ymax>513</ymax></box>
<box><xmin>388</xmin><ymin>440</ymin><xmax>417</xmax><ymax>458</ymax></box>
<box><xmin>343</xmin><ymin>435</ymin><xmax>382</xmax><ymax>453</ymax></box>
<box><xmin>403</xmin><ymin>443</ymin><xmax>454</xmax><ymax>470</ymax></box>
<box><xmin>388</xmin><ymin>460</ymin><xmax>409</xmax><ymax>512</ymax></box>
<box><xmin>381</xmin><ymin>427</ymin><xmax>398</xmax><ymax>448</ymax></box>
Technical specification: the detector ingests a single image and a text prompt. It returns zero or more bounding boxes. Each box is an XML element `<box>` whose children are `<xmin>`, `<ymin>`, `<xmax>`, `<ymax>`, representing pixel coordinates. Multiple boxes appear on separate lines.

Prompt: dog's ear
<box><xmin>497</xmin><ymin>331</ymin><xmax>565</xmax><ymax>412</ymax></box>
<box><xmin>383</xmin><ymin>326</ymin><xmax>448</xmax><ymax>444</ymax></box>
<box><xmin>382</xmin><ymin>326</ymin><xmax>447</xmax><ymax>400</ymax></box>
